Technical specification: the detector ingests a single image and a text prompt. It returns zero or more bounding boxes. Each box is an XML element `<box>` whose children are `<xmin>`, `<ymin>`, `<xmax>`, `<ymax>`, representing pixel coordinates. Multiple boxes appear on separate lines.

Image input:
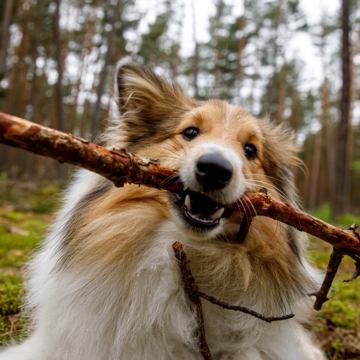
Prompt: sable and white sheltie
<box><xmin>1</xmin><ymin>63</ymin><xmax>326</xmax><ymax>360</ymax></box>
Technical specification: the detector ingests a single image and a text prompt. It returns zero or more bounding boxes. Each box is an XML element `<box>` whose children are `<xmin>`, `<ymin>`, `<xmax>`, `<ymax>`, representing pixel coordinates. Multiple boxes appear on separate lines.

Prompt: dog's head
<box><xmin>107</xmin><ymin>63</ymin><xmax>300</xmax><ymax>240</ymax></box>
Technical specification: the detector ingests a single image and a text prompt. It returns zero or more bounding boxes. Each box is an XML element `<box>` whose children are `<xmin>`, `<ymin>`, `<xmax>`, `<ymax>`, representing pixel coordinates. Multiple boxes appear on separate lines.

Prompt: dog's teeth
<box><xmin>185</xmin><ymin>195</ymin><xmax>192</xmax><ymax>211</ymax></box>
<box><xmin>183</xmin><ymin>185</ymin><xmax>189</xmax><ymax>191</ymax></box>
<box><xmin>210</xmin><ymin>207</ymin><xmax>224</xmax><ymax>220</ymax></box>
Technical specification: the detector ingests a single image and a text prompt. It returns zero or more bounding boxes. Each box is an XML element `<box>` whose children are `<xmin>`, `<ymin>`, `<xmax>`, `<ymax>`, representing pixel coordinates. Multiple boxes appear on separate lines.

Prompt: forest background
<box><xmin>0</xmin><ymin>0</ymin><xmax>360</xmax><ymax>358</ymax></box>
<box><xmin>1</xmin><ymin>0</ymin><xmax>360</xmax><ymax>219</ymax></box>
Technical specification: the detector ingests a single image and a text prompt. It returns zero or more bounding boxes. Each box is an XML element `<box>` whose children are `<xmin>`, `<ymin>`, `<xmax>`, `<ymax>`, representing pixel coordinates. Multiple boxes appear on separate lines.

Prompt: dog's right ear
<box><xmin>116</xmin><ymin>63</ymin><xmax>195</xmax><ymax>150</ymax></box>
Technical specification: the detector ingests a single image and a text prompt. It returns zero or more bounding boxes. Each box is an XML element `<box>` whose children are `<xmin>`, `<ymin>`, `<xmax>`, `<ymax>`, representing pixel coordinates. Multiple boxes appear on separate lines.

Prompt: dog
<box><xmin>0</xmin><ymin>63</ymin><xmax>325</xmax><ymax>360</ymax></box>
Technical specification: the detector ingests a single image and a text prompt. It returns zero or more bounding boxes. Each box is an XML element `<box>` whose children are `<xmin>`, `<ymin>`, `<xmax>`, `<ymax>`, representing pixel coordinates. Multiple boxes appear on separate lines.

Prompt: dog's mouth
<box><xmin>169</xmin><ymin>191</ymin><xmax>230</xmax><ymax>231</ymax></box>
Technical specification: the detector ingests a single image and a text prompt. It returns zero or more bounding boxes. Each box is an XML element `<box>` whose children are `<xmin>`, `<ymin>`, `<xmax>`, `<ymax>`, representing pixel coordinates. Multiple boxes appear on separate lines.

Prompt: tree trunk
<box><xmin>318</xmin><ymin>21</ymin><xmax>336</xmax><ymax>210</ymax></box>
<box><xmin>249</xmin><ymin>39</ymin><xmax>259</xmax><ymax>114</ymax></box>
<box><xmin>265</xmin><ymin>0</ymin><xmax>282</xmax><ymax>116</ymax></box>
<box><xmin>276</xmin><ymin>58</ymin><xmax>286</xmax><ymax>124</ymax></box>
<box><xmin>333</xmin><ymin>0</ymin><xmax>351</xmax><ymax>219</ymax></box>
<box><xmin>0</xmin><ymin>0</ymin><xmax>14</xmax><ymax>77</ymax></box>
<box><xmin>54</xmin><ymin>0</ymin><xmax>64</xmax><ymax>131</ymax></box>
<box><xmin>237</xmin><ymin>0</ymin><xmax>246</xmax><ymax>102</ymax></box>
<box><xmin>308</xmin><ymin>84</ymin><xmax>325</xmax><ymax>210</ymax></box>
<box><xmin>191</xmin><ymin>0</ymin><xmax>199</xmax><ymax>98</ymax></box>
<box><xmin>29</xmin><ymin>0</ymin><xmax>46</xmax><ymax>124</ymax></box>
<box><xmin>67</xmin><ymin>0</ymin><xmax>98</xmax><ymax>133</ymax></box>
<box><xmin>323</xmin><ymin>77</ymin><xmax>336</xmax><ymax>206</ymax></box>
<box><xmin>346</xmin><ymin>27</ymin><xmax>359</xmax><ymax>213</ymax></box>
<box><xmin>172</xmin><ymin>1</ymin><xmax>184</xmax><ymax>79</ymax></box>
<box><xmin>91</xmin><ymin>0</ymin><xmax>121</xmax><ymax>137</ymax></box>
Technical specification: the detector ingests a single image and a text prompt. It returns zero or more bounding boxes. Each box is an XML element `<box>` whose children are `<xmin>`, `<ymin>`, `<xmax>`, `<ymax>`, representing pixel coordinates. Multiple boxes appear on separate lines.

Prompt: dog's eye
<box><xmin>244</xmin><ymin>144</ymin><xmax>257</xmax><ymax>160</ymax></box>
<box><xmin>182</xmin><ymin>127</ymin><xmax>199</xmax><ymax>141</ymax></box>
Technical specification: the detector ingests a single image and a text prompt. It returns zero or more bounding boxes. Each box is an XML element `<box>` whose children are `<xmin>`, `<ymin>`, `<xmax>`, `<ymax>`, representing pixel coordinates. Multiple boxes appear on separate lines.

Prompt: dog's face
<box><xmin>112</xmin><ymin>63</ymin><xmax>300</xmax><ymax>240</ymax></box>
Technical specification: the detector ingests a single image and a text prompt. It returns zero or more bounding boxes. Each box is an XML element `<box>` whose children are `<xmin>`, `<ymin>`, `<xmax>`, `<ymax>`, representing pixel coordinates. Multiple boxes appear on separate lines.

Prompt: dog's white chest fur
<box><xmin>0</xmin><ymin>59</ymin><xmax>326</xmax><ymax>360</ymax></box>
<box><xmin>0</xmin><ymin>171</ymin><xmax>324</xmax><ymax>360</ymax></box>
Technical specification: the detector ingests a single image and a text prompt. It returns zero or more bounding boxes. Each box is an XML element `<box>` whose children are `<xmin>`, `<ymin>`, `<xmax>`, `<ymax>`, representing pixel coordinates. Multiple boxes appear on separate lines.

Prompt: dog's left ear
<box><xmin>116</xmin><ymin>63</ymin><xmax>195</xmax><ymax>150</ymax></box>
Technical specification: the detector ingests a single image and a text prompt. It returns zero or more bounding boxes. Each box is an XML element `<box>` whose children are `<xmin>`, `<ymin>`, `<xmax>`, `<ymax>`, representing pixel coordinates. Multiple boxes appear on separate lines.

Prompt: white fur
<box><xmin>178</xmin><ymin>143</ymin><xmax>245</xmax><ymax>205</ymax></box>
<box><xmin>0</xmin><ymin>168</ymin><xmax>325</xmax><ymax>360</ymax></box>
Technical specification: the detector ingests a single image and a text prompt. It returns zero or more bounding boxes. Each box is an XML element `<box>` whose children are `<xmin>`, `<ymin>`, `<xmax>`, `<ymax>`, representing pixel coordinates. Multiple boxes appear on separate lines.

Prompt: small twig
<box><xmin>0</xmin><ymin>112</ymin><xmax>180</xmax><ymax>191</ymax></box>
<box><xmin>0</xmin><ymin>331</ymin><xmax>13</xmax><ymax>338</ymax></box>
<box><xmin>173</xmin><ymin>242</ymin><xmax>295</xmax><ymax>360</ymax></box>
<box><xmin>233</xmin><ymin>189</ymin><xmax>269</xmax><ymax>244</ymax></box>
<box><xmin>3</xmin><ymin>112</ymin><xmax>360</xmax><ymax>311</ymax></box>
<box><xmin>198</xmin><ymin>292</ymin><xmax>294</xmax><ymax>323</ymax></box>
<box><xmin>172</xmin><ymin>242</ymin><xmax>213</xmax><ymax>360</ymax></box>
<box><xmin>2</xmin><ymin>113</ymin><xmax>360</xmax><ymax>257</ymax></box>
<box><xmin>313</xmin><ymin>248</ymin><xmax>344</xmax><ymax>310</ymax></box>
<box><xmin>235</xmin><ymin>213</ymin><xmax>253</xmax><ymax>244</ymax></box>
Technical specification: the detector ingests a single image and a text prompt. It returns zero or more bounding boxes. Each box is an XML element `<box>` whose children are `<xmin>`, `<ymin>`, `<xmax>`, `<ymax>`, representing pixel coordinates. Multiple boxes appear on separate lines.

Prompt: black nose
<box><xmin>195</xmin><ymin>153</ymin><xmax>233</xmax><ymax>191</ymax></box>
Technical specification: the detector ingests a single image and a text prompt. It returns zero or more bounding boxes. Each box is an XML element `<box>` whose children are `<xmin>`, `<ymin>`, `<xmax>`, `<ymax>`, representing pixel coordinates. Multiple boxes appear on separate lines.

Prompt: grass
<box><xmin>308</xmin><ymin>240</ymin><xmax>360</xmax><ymax>359</ymax></box>
<box><xmin>0</xmin><ymin>181</ymin><xmax>359</xmax><ymax>358</ymax></box>
<box><xmin>0</xmin><ymin>180</ymin><xmax>61</xmax><ymax>345</ymax></box>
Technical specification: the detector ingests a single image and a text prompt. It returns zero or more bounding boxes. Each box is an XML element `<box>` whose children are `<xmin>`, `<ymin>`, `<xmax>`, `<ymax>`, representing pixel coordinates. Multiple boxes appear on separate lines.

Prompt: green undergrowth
<box><xmin>308</xmin><ymin>240</ymin><xmax>360</xmax><ymax>360</ymax></box>
<box><xmin>0</xmin><ymin>180</ymin><xmax>60</xmax><ymax>345</ymax></box>
<box><xmin>0</xmin><ymin>183</ymin><xmax>359</xmax><ymax>358</ymax></box>
<box><xmin>310</xmin><ymin>202</ymin><xmax>360</xmax><ymax>229</ymax></box>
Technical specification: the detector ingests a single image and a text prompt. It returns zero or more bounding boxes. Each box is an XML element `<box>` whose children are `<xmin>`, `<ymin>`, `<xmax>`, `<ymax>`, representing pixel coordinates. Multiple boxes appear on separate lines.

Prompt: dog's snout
<box><xmin>195</xmin><ymin>153</ymin><xmax>233</xmax><ymax>190</ymax></box>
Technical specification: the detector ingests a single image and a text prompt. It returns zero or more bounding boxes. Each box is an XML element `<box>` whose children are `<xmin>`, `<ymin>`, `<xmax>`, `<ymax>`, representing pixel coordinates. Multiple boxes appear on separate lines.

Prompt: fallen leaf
<box><xmin>9</xmin><ymin>227</ymin><xmax>29</xmax><ymax>236</ymax></box>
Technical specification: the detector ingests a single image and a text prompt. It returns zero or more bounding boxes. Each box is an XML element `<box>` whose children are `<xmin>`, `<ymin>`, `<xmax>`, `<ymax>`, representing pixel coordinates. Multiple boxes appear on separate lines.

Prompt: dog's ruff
<box><xmin>0</xmin><ymin>63</ymin><xmax>325</xmax><ymax>360</ymax></box>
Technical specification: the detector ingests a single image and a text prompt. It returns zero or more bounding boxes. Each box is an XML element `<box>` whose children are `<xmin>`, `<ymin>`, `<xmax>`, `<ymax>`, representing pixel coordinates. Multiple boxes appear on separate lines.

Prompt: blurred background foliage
<box><xmin>1</xmin><ymin>0</ymin><xmax>360</xmax><ymax>358</ymax></box>
<box><xmin>0</xmin><ymin>0</ymin><xmax>359</xmax><ymax>220</ymax></box>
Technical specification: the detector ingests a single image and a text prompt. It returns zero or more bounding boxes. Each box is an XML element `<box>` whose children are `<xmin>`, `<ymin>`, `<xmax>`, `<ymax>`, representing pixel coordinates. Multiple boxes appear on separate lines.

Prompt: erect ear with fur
<box><xmin>116</xmin><ymin>63</ymin><xmax>196</xmax><ymax>151</ymax></box>
<box><xmin>260</xmin><ymin>120</ymin><xmax>302</xmax><ymax>204</ymax></box>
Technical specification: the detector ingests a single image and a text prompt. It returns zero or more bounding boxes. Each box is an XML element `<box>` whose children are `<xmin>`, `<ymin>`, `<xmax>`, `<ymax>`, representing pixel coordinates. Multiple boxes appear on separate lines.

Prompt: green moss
<box><xmin>0</xmin><ymin>181</ymin><xmax>61</xmax><ymax>344</ymax></box>
<box><xmin>309</xmin><ymin>203</ymin><xmax>332</xmax><ymax>223</ymax></box>
<box><xmin>0</xmin><ymin>272</ymin><xmax>25</xmax><ymax>343</ymax></box>
<box><xmin>336</xmin><ymin>214</ymin><xmax>360</xmax><ymax>228</ymax></box>
<box><xmin>308</xmin><ymin>238</ymin><xmax>360</xmax><ymax>358</ymax></box>
<box><xmin>0</xmin><ymin>181</ymin><xmax>359</xmax><ymax>357</ymax></box>
<box><xmin>307</xmin><ymin>249</ymin><xmax>332</xmax><ymax>270</ymax></box>
<box><xmin>1</xmin><ymin>212</ymin><xmax>28</xmax><ymax>222</ymax></box>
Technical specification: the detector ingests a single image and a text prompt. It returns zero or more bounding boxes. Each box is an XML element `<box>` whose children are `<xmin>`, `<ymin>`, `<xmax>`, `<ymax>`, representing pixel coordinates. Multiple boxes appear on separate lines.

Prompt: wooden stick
<box><xmin>2</xmin><ymin>112</ymin><xmax>360</xmax><ymax>314</ymax></box>
<box><xmin>173</xmin><ymin>242</ymin><xmax>294</xmax><ymax>360</ymax></box>
<box><xmin>1</xmin><ymin>112</ymin><xmax>360</xmax><ymax>257</ymax></box>
<box><xmin>0</xmin><ymin>112</ymin><xmax>180</xmax><ymax>191</ymax></box>
<box><xmin>198</xmin><ymin>292</ymin><xmax>294</xmax><ymax>323</ymax></box>
<box><xmin>235</xmin><ymin>213</ymin><xmax>253</xmax><ymax>244</ymax></box>
<box><xmin>172</xmin><ymin>242</ymin><xmax>213</xmax><ymax>360</ymax></box>
<box><xmin>234</xmin><ymin>192</ymin><xmax>360</xmax><ymax>257</ymax></box>
<box><xmin>3</xmin><ymin>112</ymin><xmax>360</xmax><ymax>355</ymax></box>
<box><xmin>313</xmin><ymin>248</ymin><xmax>344</xmax><ymax>310</ymax></box>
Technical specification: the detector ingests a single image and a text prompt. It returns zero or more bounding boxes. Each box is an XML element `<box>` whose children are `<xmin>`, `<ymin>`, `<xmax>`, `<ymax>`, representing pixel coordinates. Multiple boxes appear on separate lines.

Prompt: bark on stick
<box><xmin>1</xmin><ymin>112</ymin><xmax>360</xmax><ymax>257</ymax></box>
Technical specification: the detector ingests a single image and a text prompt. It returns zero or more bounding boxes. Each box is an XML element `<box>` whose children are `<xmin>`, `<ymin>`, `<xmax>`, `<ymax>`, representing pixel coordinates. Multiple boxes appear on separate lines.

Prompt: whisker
<box><xmin>237</xmin><ymin>199</ymin><xmax>248</xmax><ymax>221</ymax></box>
<box><xmin>172</xmin><ymin>137</ymin><xmax>187</xmax><ymax>155</ymax></box>
<box><xmin>163</xmin><ymin>140</ymin><xmax>181</xmax><ymax>152</ymax></box>
<box><xmin>243</xmin><ymin>193</ymin><xmax>258</xmax><ymax>217</ymax></box>
<box><xmin>159</xmin><ymin>155</ymin><xmax>182</xmax><ymax>162</ymax></box>
<box><xmin>250</xmin><ymin>173</ymin><xmax>286</xmax><ymax>184</ymax></box>
<box><xmin>163</xmin><ymin>173</ymin><xmax>180</xmax><ymax>185</ymax></box>
<box><xmin>155</xmin><ymin>144</ymin><xmax>179</xmax><ymax>156</ymax></box>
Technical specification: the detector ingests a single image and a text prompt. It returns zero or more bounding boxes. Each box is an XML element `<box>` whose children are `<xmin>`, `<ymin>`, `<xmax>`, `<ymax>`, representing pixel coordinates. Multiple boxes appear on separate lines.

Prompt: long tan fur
<box><xmin>0</xmin><ymin>63</ymin><xmax>324</xmax><ymax>360</ymax></box>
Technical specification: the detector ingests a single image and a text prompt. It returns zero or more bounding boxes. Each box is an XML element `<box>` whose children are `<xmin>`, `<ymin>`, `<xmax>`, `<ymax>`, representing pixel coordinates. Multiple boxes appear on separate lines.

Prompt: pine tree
<box><xmin>333</xmin><ymin>0</ymin><xmax>352</xmax><ymax>219</ymax></box>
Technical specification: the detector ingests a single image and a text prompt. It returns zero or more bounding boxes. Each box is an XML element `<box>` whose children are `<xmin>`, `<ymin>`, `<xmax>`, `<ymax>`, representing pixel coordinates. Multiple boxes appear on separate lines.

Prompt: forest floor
<box><xmin>0</xmin><ymin>181</ymin><xmax>359</xmax><ymax>359</ymax></box>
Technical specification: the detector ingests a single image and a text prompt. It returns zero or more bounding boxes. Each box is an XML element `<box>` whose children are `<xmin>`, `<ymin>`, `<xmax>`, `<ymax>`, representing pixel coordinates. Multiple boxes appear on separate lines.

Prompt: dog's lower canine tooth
<box><xmin>185</xmin><ymin>194</ymin><xmax>192</xmax><ymax>211</ymax></box>
<box><xmin>210</xmin><ymin>207</ymin><xmax>224</xmax><ymax>220</ymax></box>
